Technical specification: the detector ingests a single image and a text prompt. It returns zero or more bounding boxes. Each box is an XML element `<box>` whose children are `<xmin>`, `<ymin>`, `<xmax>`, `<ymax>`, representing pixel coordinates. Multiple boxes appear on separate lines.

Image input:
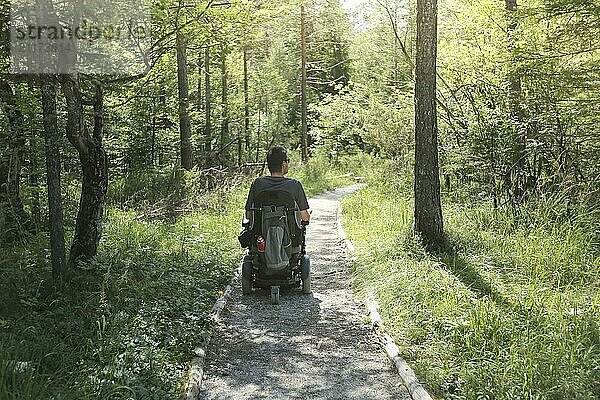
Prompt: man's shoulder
<box><xmin>252</xmin><ymin>175</ymin><xmax>277</xmax><ymax>185</ymax></box>
<box><xmin>289</xmin><ymin>177</ymin><xmax>307</xmax><ymax>190</ymax></box>
<box><xmin>253</xmin><ymin>176</ymin><xmax>303</xmax><ymax>189</ymax></box>
<box><xmin>284</xmin><ymin>177</ymin><xmax>304</xmax><ymax>190</ymax></box>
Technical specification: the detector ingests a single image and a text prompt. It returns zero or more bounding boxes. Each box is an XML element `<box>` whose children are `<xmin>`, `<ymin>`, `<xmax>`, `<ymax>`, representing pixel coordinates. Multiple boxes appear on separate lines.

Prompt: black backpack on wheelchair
<box><xmin>239</xmin><ymin>190</ymin><xmax>310</xmax><ymax>304</ymax></box>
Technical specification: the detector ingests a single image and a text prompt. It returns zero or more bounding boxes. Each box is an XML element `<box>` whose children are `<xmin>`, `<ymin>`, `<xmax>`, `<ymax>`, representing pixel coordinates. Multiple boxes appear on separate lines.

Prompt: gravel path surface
<box><xmin>200</xmin><ymin>185</ymin><xmax>411</xmax><ymax>400</ymax></box>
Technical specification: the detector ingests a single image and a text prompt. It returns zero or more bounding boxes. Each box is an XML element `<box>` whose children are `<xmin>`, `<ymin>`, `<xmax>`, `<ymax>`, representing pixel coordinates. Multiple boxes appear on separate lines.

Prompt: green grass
<box><xmin>342</xmin><ymin>158</ymin><xmax>600</xmax><ymax>399</ymax></box>
<box><xmin>0</xmin><ymin>151</ymin><xmax>360</xmax><ymax>399</ymax></box>
<box><xmin>0</xmin><ymin>188</ymin><xmax>243</xmax><ymax>399</ymax></box>
<box><xmin>287</xmin><ymin>148</ymin><xmax>362</xmax><ymax>197</ymax></box>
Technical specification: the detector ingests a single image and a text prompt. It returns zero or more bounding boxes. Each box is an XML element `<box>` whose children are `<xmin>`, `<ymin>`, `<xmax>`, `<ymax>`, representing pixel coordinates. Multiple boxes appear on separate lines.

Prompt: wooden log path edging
<box><xmin>183</xmin><ymin>267</ymin><xmax>240</xmax><ymax>400</ymax></box>
<box><xmin>336</xmin><ymin>201</ymin><xmax>434</xmax><ymax>400</ymax></box>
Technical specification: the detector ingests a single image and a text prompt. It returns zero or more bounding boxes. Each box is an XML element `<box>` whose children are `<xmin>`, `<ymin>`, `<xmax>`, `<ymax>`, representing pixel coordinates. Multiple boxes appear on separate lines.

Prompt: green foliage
<box><xmin>435</xmin><ymin>0</ymin><xmax>600</xmax><ymax>204</ymax></box>
<box><xmin>288</xmin><ymin>150</ymin><xmax>342</xmax><ymax>197</ymax></box>
<box><xmin>342</xmin><ymin>156</ymin><xmax>600</xmax><ymax>399</ymax></box>
<box><xmin>332</xmin><ymin>0</ymin><xmax>599</xmax><ymax>208</ymax></box>
<box><xmin>311</xmin><ymin>85</ymin><xmax>414</xmax><ymax>159</ymax></box>
<box><xmin>2</xmin><ymin>0</ymin><xmax>598</xmax><ymax>396</ymax></box>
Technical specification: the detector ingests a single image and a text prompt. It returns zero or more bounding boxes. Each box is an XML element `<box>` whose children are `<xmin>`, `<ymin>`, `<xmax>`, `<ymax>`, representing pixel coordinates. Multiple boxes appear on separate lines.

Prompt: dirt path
<box><xmin>200</xmin><ymin>185</ymin><xmax>411</xmax><ymax>400</ymax></box>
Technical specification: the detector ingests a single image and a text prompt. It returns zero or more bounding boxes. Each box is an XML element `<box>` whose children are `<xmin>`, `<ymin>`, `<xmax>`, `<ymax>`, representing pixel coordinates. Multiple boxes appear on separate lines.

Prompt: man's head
<box><xmin>267</xmin><ymin>146</ymin><xmax>290</xmax><ymax>175</ymax></box>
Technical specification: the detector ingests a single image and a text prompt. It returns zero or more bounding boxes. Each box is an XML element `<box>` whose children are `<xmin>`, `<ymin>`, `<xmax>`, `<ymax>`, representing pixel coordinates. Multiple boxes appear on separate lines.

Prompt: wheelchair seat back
<box><xmin>250</xmin><ymin>190</ymin><xmax>303</xmax><ymax>248</ymax></box>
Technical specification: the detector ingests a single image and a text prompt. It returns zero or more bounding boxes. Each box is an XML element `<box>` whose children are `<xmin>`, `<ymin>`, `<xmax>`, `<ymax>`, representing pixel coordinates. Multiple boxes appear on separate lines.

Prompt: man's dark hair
<box><xmin>267</xmin><ymin>147</ymin><xmax>288</xmax><ymax>173</ymax></box>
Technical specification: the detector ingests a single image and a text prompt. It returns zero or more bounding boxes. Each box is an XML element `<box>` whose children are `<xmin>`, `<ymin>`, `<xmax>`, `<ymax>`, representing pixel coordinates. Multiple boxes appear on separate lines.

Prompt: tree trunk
<box><xmin>28</xmin><ymin>134</ymin><xmax>41</xmax><ymax>226</ymax></box>
<box><xmin>59</xmin><ymin>75</ymin><xmax>109</xmax><ymax>268</ymax></box>
<box><xmin>414</xmin><ymin>0</ymin><xmax>444</xmax><ymax>249</ymax></box>
<box><xmin>0</xmin><ymin>80</ymin><xmax>30</xmax><ymax>239</ymax></box>
<box><xmin>300</xmin><ymin>4</ymin><xmax>308</xmax><ymax>162</ymax></box>
<box><xmin>198</xmin><ymin>52</ymin><xmax>203</xmax><ymax>114</ymax></box>
<box><xmin>205</xmin><ymin>47</ymin><xmax>212</xmax><ymax>155</ymax></box>
<box><xmin>151</xmin><ymin>115</ymin><xmax>156</xmax><ymax>166</ymax></box>
<box><xmin>505</xmin><ymin>0</ymin><xmax>527</xmax><ymax>203</ymax></box>
<box><xmin>243</xmin><ymin>46</ymin><xmax>250</xmax><ymax>150</ymax></box>
<box><xmin>220</xmin><ymin>47</ymin><xmax>229</xmax><ymax>155</ymax></box>
<box><xmin>40</xmin><ymin>75</ymin><xmax>67</xmax><ymax>279</ymax></box>
<box><xmin>256</xmin><ymin>99</ymin><xmax>261</xmax><ymax>163</ymax></box>
<box><xmin>176</xmin><ymin>31</ymin><xmax>193</xmax><ymax>171</ymax></box>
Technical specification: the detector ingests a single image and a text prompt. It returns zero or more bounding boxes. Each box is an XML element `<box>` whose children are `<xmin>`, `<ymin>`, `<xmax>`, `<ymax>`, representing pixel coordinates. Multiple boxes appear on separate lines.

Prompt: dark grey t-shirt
<box><xmin>244</xmin><ymin>176</ymin><xmax>310</xmax><ymax>211</ymax></box>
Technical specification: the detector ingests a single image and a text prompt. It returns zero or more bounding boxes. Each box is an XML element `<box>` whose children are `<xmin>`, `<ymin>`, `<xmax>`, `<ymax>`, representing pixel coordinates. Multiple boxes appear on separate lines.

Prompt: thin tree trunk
<box><xmin>505</xmin><ymin>0</ymin><xmax>527</xmax><ymax>203</ymax></box>
<box><xmin>176</xmin><ymin>32</ymin><xmax>193</xmax><ymax>170</ymax></box>
<box><xmin>60</xmin><ymin>75</ymin><xmax>108</xmax><ymax>268</ymax></box>
<box><xmin>0</xmin><ymin>80</ymin><xmax>30</xmax><ymax>239</ymax></box>
<box><xmin>198</xmin><ymin>52</ymin><xmax>203</xmax><ymax>114</ymax></box>
<box><xmin>151</xmin><ymin>115</ymin><xmax>156</xmax><ymax>166</ymax></box>
<box><xmin>205</xmin><ymin>47</ymin><xmax>212</xmax><ymax>155</ymax></box>
<box><xmin>243</xmin><ymin>46</ymin><xmax>250</xmax><ymax>150</ymax></box>
<box><xmin>41</xmin><ymin>75</ymin><xmax>66</xmax><ymax>279</ymax></box>
<box><xmin>414</xmin><ymin>0</ymin><xmax>444</xmax><ymax>249</ymax></box>
<box><xmin>256</xmin><ymin>98</ymin><xmax>261</xmax><ymax>163</ymax></box>
<box><xmin>300</xmin><ymin>4</ymin><xmax>308</xmax><ymax>162</ymax></box>
<box><xmin>220</xmin><ymin>47</ymin><xmax>229</xmax><ymax>154</ymax></box>
<box><xmin>28</xmin><ymin>134</ymin><xmax>41</xmax><ymax>226</ymax></box>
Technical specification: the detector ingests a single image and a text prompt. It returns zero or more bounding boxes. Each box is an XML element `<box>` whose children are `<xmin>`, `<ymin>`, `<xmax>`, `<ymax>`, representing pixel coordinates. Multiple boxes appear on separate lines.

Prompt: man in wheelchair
<box><xmin>239</xmin><ymin>147</ymin><xmax>312</xmax><ymax>304</ymax></box>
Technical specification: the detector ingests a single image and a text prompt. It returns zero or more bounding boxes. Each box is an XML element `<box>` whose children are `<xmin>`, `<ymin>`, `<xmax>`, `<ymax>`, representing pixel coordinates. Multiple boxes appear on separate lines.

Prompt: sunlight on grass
<box><xmin>342</xmin><ymin>157</ymin><xmax>600</xmax><ymax>399</ymax></box>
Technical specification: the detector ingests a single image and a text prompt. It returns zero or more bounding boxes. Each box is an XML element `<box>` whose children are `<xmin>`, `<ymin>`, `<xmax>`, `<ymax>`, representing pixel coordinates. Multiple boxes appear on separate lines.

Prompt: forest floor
<box><xmin>200</xmin><ymin>185</ymin><xmax>410</xmax><ymax>400</ymax></box>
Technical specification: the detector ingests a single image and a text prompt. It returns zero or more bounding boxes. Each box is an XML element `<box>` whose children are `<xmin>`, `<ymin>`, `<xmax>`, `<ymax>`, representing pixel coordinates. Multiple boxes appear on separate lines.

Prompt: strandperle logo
<box><xmin>10</xmin><ymin>0</ymin><xmax>151</xmax><ymax>75</ymax></box>
<box><xmin>13</xmin><ymin>20</ymin><xmax>147</xmax><ymax>42</ymax></box>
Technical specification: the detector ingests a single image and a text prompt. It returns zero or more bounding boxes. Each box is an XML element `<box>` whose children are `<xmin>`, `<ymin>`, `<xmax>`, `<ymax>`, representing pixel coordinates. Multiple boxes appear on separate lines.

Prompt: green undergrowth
<box><xmin>288</xmin><ymin>148</ymin><xmax>363</xmax><ymax>197</ymax></box>
<box><xmin>0</xmin><ymin>189</ymin><xmax>243</xmax><ymax>399</ymax></box>
<box><xmin>0</xmin><ymin>151</ymin><xmax>359</xmax><ymax>399</ymax></box>
<box><xmin>342</xmin><ymin>157</ymin><xmax>600</xmax><ymax>399</ymax></box>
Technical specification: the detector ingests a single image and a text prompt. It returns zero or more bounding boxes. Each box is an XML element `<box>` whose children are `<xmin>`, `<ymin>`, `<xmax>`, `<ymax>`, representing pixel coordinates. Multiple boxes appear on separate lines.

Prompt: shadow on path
<box><xmin>200</xmin><ymin>186</ymin><xmax>409</xmax><ymax>400</ymax></box>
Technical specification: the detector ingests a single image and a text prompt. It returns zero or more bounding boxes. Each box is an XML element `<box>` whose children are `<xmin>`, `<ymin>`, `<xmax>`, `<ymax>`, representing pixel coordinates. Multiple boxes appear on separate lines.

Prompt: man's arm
<box><xmin>300</xmin><ymin>209</ymin><xmax>311</xmax><ymax>221</ymax></box>
<box><xmin>296</xmin><ymin>180</ymin><xmax>311</xmax><ymax>221</ymax></box>
<box><xmin>244</xmin><ymin>180</ymin><xmax>256</xmax><ymax>224</ymax></box>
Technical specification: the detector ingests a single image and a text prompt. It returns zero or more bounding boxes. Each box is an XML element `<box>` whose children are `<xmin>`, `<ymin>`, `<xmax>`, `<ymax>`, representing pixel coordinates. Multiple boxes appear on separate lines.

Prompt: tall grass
<box><xmin>287</xmin><ymin>148</ymin><xmax>363</xmax><ymax>196</ymax></box>
<box><xmin>342</xmin><ymin>156</ymin><xmax>600</xmax><ymax>399</ymax></box>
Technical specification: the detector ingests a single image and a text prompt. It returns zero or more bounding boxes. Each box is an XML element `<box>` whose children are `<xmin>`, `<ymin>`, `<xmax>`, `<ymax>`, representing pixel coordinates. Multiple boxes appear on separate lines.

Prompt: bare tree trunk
<box><xmin>220</xmin><ymin>46</ymin><xmax>229</xmax><ymax>157</ymax></box>
<box><xmin>255</xmin><ymin>98</ymin><xmax>261</xmax><ymax>163</ymax></box>
<box><xmin>28</xmin><ymin>134</ymin><xmax>42</xmax><ymax>225</ymax></box>
<box><xmin>0</xmin><ymin>80</ymin><xmax>30</xmax><ymax>239</ymax></box>
<box><xmin>176</xmin><ymin>31</ymin><xmax>193</xmax><ymax>170</ymax></box>
<box><xmin>300</xmin><ymin>5</ymin><xmax>308</xmax><ymax>162</ymax></box>
<box><xmin>205</xmin><ymin>47</ymin><xmax>212</xmax><ymax>155</ymax></box>
<box><xmin>40</xmin><ymin>75</ymin><xmax>66</xmax><ymax>279</ymax></box>
<box><xmin>60</xmin><ymin>75</ymin><xmax>108</xmax><ymax>268</ymax></box>
<box><xmin>414</xmin><ymin>0</ymin><xmax>444</xmax><ymax>249</ymax></box>
<box><xmin>505</xmin><ymin>0</ymin><xmax>527</xmax><ymax>203</ymax></box>
<box><xmin>243</xmin><ymin>46</ymin><xmax>250</xmax><ymax>150</ymax></box>
<box><xmin>197</xmin><ymin>51</ymin><xmax>203</xmax><ymax>164</ymax></box>
<box><xmin>151</xmin><ymin>115</ymin><xmax>156</xmax><ymax>166</ymax></box>
<box><xmin>198</xmin><ymin>52</ymin><xmax>203</xmax><ymax>114</ymax></box>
